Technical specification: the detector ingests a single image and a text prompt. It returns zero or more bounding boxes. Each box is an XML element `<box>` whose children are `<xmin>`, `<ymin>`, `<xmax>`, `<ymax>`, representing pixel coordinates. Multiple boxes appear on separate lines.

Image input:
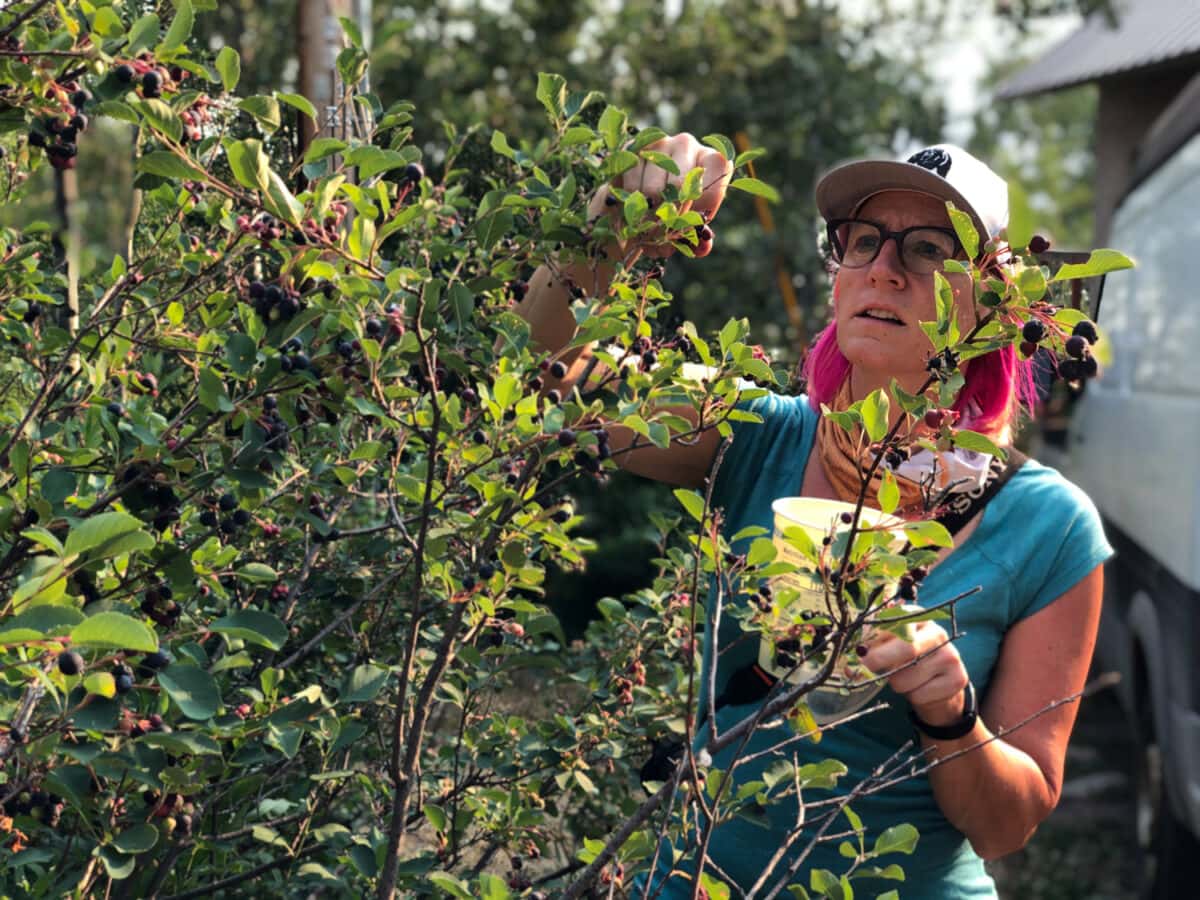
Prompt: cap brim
<box><xmin>815</xmin><ymin>159</ymin><xmax>987</xmax><ymax>246</ymax></box>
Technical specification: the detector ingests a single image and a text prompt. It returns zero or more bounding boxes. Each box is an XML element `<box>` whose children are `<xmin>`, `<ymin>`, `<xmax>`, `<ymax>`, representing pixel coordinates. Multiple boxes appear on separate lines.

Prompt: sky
<box><xmin>830</xmin><ymin>0</ymin><xmax>1083</xmax><ymax>143</ymax></box>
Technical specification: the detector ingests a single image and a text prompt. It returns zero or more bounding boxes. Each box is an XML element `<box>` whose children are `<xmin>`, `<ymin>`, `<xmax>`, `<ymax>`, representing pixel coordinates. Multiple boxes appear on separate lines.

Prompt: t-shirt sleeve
<box><xmin>708</xmin><ymin>390</ymin><xmax>815</xmax><ymax>513</ymax></box>
<box><xmin>1018</xmin><ymin>472</ymin><xmax>1114</xmax><ymax>621</ymax></box>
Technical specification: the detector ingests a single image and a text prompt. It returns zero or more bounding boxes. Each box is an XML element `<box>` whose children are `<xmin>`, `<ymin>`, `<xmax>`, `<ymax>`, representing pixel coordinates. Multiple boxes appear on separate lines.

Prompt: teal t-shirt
<box><xmin>638</xmin><ymin>391</ymin><xmax>1114</xmax><ymax>899</ymax></box>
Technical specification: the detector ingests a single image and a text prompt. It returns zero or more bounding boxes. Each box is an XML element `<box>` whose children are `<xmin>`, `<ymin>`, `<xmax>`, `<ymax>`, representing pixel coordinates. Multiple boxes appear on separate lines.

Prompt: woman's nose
<box><xmin>867</xmin><ymin>236</ymin><xmax>907</xmax><ymax>288</ymax></box>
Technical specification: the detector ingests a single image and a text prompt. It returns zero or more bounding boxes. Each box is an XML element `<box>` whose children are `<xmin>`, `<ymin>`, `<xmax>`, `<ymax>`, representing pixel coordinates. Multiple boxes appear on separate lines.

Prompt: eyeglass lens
<box><xmin>835</xmin><ymin>221</ymin><xmax>959</xmax><ymax>274</ymax></box>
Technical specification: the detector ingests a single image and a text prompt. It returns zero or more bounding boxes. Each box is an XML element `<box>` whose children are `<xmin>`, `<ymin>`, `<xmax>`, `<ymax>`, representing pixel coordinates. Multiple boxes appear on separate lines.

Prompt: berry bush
<box><xmin>0</xmin><ymin>3</ymin><xmax>1132</xmax><ymax>898</ymax></box>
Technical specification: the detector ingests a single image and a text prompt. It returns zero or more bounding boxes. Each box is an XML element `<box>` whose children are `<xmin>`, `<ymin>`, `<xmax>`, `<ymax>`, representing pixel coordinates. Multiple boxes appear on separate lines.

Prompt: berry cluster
<box><xmin>113</xmin><ymin>54</ymin><xmax>186</xmax><ymax>100</ymax></box>
<box><xmin>237</xmin><ymin>213</ymin><xmax>288</xmax><ymax>246</ymax></box>
<box><xmin>200</xmin><ymin>491</ymin><xmax>252</xmax><ymax>535</ymax></box>
<box><xmin>1019</xmin><ymin>316</ymin><xmax>1100</xmax><ymax>382</ymax></box>
<box><xmin>140</xmin><ymin>583</ymin><xmax>181</xmax><ymax>629</ymax></box>
<box><xmin>27</xmin><ymin>84</ymin><xmax>91</xmax><ymax>171</ymax></box>
<box><xmin>3</xmin><ymin>789</ymin><xmax>65</xmax><ymax>828</ymax></box>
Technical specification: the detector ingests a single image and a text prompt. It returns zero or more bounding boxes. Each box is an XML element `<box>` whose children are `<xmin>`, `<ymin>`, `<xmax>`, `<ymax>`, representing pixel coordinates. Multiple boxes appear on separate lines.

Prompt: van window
<box><xmin>1111</xmin><ymin>132</ymin><xmax>1200</xmax><ymax>395</ymax></box>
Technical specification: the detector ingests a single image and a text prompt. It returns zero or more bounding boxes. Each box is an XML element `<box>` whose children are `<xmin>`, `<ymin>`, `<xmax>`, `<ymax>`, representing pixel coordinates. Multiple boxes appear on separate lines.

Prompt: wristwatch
<box><xmin>908</xmin><ymin>681</ymin><xmax>978</xmax><ymax>740</ymax></box>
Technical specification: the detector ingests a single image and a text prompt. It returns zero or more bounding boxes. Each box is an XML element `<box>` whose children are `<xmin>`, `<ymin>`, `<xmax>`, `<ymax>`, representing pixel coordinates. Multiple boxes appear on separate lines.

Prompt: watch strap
<box><xmin>908</xmin><ymin>681</ymin><xmax>978</xmax><ymax>740</ymax></box>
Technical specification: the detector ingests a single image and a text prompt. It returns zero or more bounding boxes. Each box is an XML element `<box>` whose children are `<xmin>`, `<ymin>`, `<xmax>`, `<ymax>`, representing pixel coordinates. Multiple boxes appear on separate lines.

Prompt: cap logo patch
<box><xmin>908</xmin><ymin>148</ymin><xmax>952</xmax><ymax>178</ymax></box>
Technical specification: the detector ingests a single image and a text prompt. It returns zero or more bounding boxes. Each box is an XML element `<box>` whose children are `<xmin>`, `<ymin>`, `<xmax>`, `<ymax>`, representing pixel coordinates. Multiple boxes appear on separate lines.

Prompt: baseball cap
<box><xmin>814</xmin><ymin>143</ymin><xmax>1009</xmax><ymax>247</ymax></box>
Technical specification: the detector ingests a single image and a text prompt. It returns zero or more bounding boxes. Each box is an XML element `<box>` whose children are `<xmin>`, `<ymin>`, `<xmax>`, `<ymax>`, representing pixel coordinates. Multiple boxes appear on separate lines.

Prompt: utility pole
<box><xmin>296</xmin><ymin>0</ymin><xmax>352</xmax><ymax>156</ymax></box>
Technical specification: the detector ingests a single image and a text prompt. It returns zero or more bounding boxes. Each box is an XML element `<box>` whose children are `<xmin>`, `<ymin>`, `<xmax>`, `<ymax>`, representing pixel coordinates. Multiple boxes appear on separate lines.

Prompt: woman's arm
<box><xmin>861</xmin><ymin>563</ymin><xmax>1104</xmax><ymax>859</ymax></box>
<box><xmin>511</xmin><ymin>133</ymin><xmax>733</xmax><ymax>488</ymax></box>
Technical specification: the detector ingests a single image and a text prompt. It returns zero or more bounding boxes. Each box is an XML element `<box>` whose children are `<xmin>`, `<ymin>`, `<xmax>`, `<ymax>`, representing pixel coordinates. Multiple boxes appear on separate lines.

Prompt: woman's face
<box><xmin>832</xmin><ymin>190</ymin><xmax>977</xmax><ymax>395</ymax></box>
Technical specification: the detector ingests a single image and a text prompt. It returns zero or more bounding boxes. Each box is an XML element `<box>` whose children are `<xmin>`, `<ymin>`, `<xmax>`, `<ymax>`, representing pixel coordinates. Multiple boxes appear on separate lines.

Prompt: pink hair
<box><xmin>800</xmin><ymin>322</ymin><xmax>1039</xmax><ymax>439</ymax></box>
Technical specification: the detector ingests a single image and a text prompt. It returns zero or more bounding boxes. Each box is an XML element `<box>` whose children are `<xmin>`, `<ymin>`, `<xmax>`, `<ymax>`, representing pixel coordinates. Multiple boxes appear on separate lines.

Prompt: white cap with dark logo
<box><xmin>815</xmin><ymin>143</ymin><xmax>1010</xmax><ymax>245</ymax></box>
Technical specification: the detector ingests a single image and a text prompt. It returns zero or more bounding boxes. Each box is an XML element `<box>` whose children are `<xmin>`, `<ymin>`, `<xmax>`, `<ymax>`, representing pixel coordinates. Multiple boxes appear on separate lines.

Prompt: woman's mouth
<box><xmin>856</xmin><ymin>309</ymin><xmax>904</xmax><ymax>325</ymax></box>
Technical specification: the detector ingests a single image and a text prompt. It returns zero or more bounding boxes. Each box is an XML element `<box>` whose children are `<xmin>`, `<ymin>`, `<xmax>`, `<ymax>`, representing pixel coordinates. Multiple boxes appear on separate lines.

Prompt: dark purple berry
<box><xmin>549</xmin><ymin>360</ymin><xmax>567</xmax><ymax>379</ymax></box>
<box><xmin>1072</xmin><ymin>320</ymin><xmax>1099</xmax><ymax>345</ymax></box>
<box><xmin>1065</xmin><ymin>335</ymin><xmax>1088</xmax><ymax>360</ymax></box>
<box><xmin>106</xmin><ymin>401</ymin><xmax>125</xmax><ymax>417</ymax></box>
<box><xmin>115</xmin><ymin>64</ymin><xmax>135</xmax><ymax>83</ymax></box>
<box><xmin>218</xmin><ymin>493</ymin><xmax>237</xmax><ymax>512</ymax></box>
<box><xmin>1059</xmin><ymin>358</ymin><xmax>1087</xmax><ymax>381</ymax></box>
<box><xmin>557</xmin><ymin>428</ymin><xmax>576</xmax><ymax>447</ymax></box>
<box><xmin>365</xmin><ymin>318</ymin><xmax>383</xmax><ymax>338</ymax></box>
<box><xmin>402</xmin><ymin>162</ymin><xmax>424</xmax><ymax>183</ymax></box>
<box><xmin>1021</xmin><ymin>319</ymin><xmax>1046</xmax><ymax>344</ymax></box>
<box><xmin>478</xmin><ymin>562</ymin><xmax>495</xmax><ymax>580</ymax></box>
<box><xmin>1028</xmin><ymin>234</ymin><xmax>1051</xmax><ymax>254</ymax></box>
<box><xmin>141</xmin><ymin>70</ymin><xmax>162</xmax><ymax>97</ymax></box>
<box><xmin>58</xmin><ymin>651</ymin><xmax>85</xmax><ymax>676</ymax></box>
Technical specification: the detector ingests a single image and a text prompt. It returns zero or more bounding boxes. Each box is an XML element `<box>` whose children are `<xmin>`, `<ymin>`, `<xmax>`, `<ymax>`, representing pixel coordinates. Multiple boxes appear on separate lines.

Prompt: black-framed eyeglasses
<box><xmin>826</xmin><ymin>218</ymin><xmax>967</xmax><ymax>276</ymax></box>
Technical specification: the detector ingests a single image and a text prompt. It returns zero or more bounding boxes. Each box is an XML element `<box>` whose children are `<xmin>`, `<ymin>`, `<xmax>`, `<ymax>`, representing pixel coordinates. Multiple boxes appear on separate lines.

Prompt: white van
<box><xmin>1038</xmin><ymin>125</ymin><xmax>1200</xmax><ymax>897</ymax></box>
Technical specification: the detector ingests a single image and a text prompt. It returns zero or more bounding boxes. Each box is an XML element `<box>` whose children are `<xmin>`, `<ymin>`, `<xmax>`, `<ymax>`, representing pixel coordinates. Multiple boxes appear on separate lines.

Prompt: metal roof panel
<box><xmin>997</xmin><ymin>0</ymin><xmax>1200</xmax><ymax>99</ymax></box>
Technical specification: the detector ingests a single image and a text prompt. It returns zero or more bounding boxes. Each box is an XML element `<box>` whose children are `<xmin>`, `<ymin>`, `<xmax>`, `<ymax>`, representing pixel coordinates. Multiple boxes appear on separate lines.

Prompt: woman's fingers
<box><xmin>596</xmin><ymin>132</ymin><xmax>730</xmax><ymax>256</ymax></box>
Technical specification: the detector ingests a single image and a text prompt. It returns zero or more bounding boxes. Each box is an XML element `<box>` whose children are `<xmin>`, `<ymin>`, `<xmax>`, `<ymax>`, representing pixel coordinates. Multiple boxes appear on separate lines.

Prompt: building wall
<box><xmin>1093</xmin><ymin>70</ymin><xmax>1195</xmax><ymax>244</ymax></box>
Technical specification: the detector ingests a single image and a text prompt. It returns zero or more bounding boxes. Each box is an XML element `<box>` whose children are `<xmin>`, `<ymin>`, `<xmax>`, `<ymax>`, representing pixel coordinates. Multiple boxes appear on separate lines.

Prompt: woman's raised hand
<box><xmin>860</xmin><ymin>609</ymin><xmax>972</xmax><ymax>728</ymax></box>
<box><xmin>586</xmin><ymin>132</ymin><xmax>734</xmax><ymax>260</ymax></box>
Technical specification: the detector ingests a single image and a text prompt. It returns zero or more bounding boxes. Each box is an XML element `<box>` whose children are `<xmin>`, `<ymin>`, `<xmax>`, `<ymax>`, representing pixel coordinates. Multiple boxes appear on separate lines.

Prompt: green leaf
<box><xmin>304</xmin><ymin>137</ymin><xmax>347</xmax><ymax>164</ymax></box>
<box><xmin>278</xmin><ymin>92</ymin><xmax>317</xmax><ymax>121</ymax></box>
<box><xmin>65</xmin><ymin>512</ymin><xmax>150</xmax><ymax>557</ymax></box>
<box><xmin>224</xmin><ymin>138</ymin><xmax>270</xmax><ymax>192</ymax></box>
<box><xmin>137</xmin><ymin>150</ymin><xmax>207</xmax><ymax>181</ymax></box>
<box><xmin>946</xmin><ymin>203</ymin><xmax>979</xmax><ymax>261</ymax></box>
<box><xmin>210</xmin><ymin>610</ymin><xmax>288</xmax><ymax>650</ymax></box>
<box><xmin>623</xmin><ymin>190</ymin><xmax>649</xmax><ymax>228</ymax></box>
<box><xmin>98</xmin><ymin>846</ymin><xmax>136</xmax><ymax>880</ymax></box>
<box><xmin>41</xmin><ymin>468</ymin><xmax>76</xmax><ymax>505</ymax></box>
<box><xmin>702</xmin><ymin>134</ymin><xmax>736</xmax><ymax>161</ymax></box>
<box><xmin>111</xmin><ymin>824</ymin><xmax>158</xmax><ymax>854</ymax></box>
<box><xmin>699</xmin><ymin>874</ymin><xmax>731</xmax><ymax>900</ymax></box>
<box><xmin>860</xmin><ymin>389</ymin><xmax>889</xmax><ymax>442</ymax></box>
<box><xmin>673</xmin><ymin>489</ymin><xmax>706</xmax><ymax>522</ymax></box>
<box><xmin>901</xmin><ymin>520</ymin><xmax>953</xmax><ymax>549</ymax></box>
<box><xmin>598</xmin><ymin>105</ymin><xmax>627</xmax><ymax>151</ymax></box>
<box><xmin>878</xmin><ymin>468</ymin><xmax>899</xmax><ymax>515</ymax></box>
<box><xmin>263</xmin><ymin>169</ymin><xmax>304</xmax><ymax>226</ymax></box>
<box><xmin>641</xmin><ymin>149</ymin><xmax>679</xmax><ymax>175</ymax></box>
<box><xmin>158</xmin><ymin>0</ymin><xmax>194</xmax><ymax>52</ymax></box>
<box><xmin>0</xmin><ymin>606</ymin><xmax>84</xmax><ymax>643</ymax></box>
<box><xmin>237</xmin><ymin>562</ymin><xmax>278</xmax><ymax>583</ymax></box>
<box><xmin>158</xmin><ymin>664</ymin><xmax>221</xmax><ymax>720</ymax></box>
<box><xmin>340</xmin><ymin>664</ymin><xmax>390</xmax><ymax>703</ymax></box>
<box><xmin>238</xmin><ymin>95</ymin><xmax>282</xmax><ymax>133</ymax></box>
<box><xmin>91</xmin><ymin>7</ymin><xmax>124</xmax><ymax>39</ymax></box>
<box><xmin>1006</xmin><ymin>181</ymin><xmax>1034</xmax><ymax>252</ymax></box>
<box><xmin>127</xmin><ymin>15</ymin><xmax>161</xmax><ymax>55</ymax></box>
<box><xmin>490</xmin><ymin>129</ymin><xmax>515</xmax><ymax>160</ymax></box>
<box><xmin>1049</xmin><ymin>249</ymin><xmax>1135</xmax><ymax>281</ymax></box>
<box><xmin>215</xmin><ymin>45</ymin><xmax>240</xmax><ymax>92</ymax></box>
<box><xmin>84</xmin><ymin>672</ymin><xmax>116</xmax><ymax>698</ymax></box>
<box><xmin>872</xmin><ymin>823</ymin><xmax>919</xmax><ymax>856</ymax></box>
<box><xmin>951</xmin><ymin>429</ymin><xmax>1005</xmax><ymax>460</ymax></box>
<box><xmin>71</xmin><ymin>612</ymin><xmax>157</xmax><ymax>652</ymax></box>
<box><xmin>133</xmin><ymin>98</ymin><xmax>182</xmax><ymax>143</ymax></box>
<box><xmin>729</xmin><ymin>177</ymin><xmax>780</xmax><ymax>204</ymax></box>
<box><xmin>427</xmin><ymin>873</ymin><xmax>473</xmax><ymax>900</ymax></box>
<box><xmin>198</xmin><ymin>367</ymin><xmax>233</xmax><ymax>412</ymax></box>
<box><xmin>535</xmin><ymin>72</ymin><xmax>567</xmax><ymax>121</ymax></box>
<box><xmin>475</xmin><ymin>209</ymin><xmax>513</xmax><ymax>251</ymax></box>
<box><xmin>224</xmin><ymin>333</ymin><xmax>258</xmax><ymax>376</ymax></box>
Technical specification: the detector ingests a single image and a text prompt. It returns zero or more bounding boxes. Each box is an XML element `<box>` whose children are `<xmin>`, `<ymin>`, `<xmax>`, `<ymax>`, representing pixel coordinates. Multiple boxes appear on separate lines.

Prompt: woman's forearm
<box><xmin>921</xmin><ymin>721</ymin><xmax>1058</xmax><ymax>860</ymax></box>
<box><xmin>512</xmin><ymin>236</ymin><xmax>634</xmax><ymax>388</ymax></box>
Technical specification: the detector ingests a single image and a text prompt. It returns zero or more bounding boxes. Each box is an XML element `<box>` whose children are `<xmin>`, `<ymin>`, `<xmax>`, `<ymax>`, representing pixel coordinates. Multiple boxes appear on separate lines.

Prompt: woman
<box><xmin>516</xmin><ymin>137</ymin><xmax>1112</xmax><ymax>898</ymax></box>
